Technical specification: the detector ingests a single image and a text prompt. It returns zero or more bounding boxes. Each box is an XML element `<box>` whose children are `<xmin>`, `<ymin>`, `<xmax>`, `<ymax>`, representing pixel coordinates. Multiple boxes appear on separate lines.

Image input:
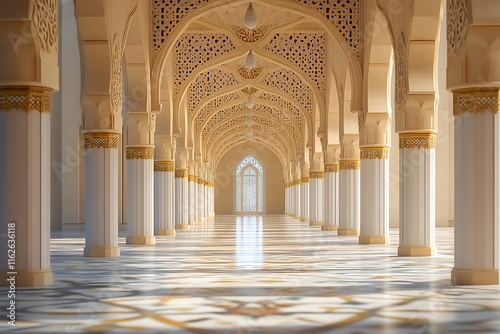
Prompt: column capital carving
<box><xmin>84</xmin><ymin>131</ymin><xmax>120</xmax><ymax>149</ymax></box>
<box><xmin>175</xmin><ymin>169</ymin><xmax>188</xmax><ymax>179</ymax></box>
<box><xmin>126</xmin><ymin>146</ymin><xmax>155</xmax><ymax>160</ymax></box>
<box><xmin>339</xmin><ymin>159</ymin><xmax>361</xmax><ymax>170</ymax></box>
<box><xmin>399</xmin><ymin>133</ymin><xmax>436</xmax><ymax>149</ymax></box>
<box><xmin>154</xmin><ymin>160</ymin><xmax>174</xmax><ymax>172</ymax></box>
<box><xmin>324</xmin><ymin>163</ymin><xmax>339</xmax><ymax>173</ymax></box>
<box><xmin>360</xmin><ymin>146</ymin><xmax>390</xmax><ymax>160</ymax></box>
<box><xmin>0</xmin><ymin>87</ymin><xmax>52</xmax><ymax>113</ymax></box>
<box><xmin>310</xmin><ymin>171</ymin><xmax>324</xmax><ymax>179</ymax></box>
<box><xmin>453</xmin><ymin>89</ymin><xmax>499</xmax><ymax>115</ymax></box>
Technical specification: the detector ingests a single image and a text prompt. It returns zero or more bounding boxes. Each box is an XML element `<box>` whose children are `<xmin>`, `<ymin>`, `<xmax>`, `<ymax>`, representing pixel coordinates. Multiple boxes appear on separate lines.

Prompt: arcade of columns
<box><xmin>1</xmin><ymin>0</ymin><xmax>500</xmax><ymax>288</ymax></box>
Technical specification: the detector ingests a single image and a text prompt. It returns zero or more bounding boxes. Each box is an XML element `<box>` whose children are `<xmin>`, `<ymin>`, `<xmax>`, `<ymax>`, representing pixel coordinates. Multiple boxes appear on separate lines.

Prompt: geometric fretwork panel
<box><xmin>260</xmin><ymin>69</ymin><xmax>312</xmax><ymax>117</ymax></box>
<box><xmin>197</xmin><ymin>103</ymin><xmax>245</xmax><ymax>134</ymax></box>
<box><xmin>265</xmin><ymin>33</ymin><xmax>326</xmax><ymax>95</ymax></box>
<box><xmin>191</xmin><ymin>92</ymin><xmax>241</xmax><ymax>119</ymax></box>
<box><xmin>189</xmin><ymin>68</ymin><xmax>239</xmax><ymax>114</ymax></box>
<box><xmin>258</xmin><ymin>92</ymin><xmax>305</xmax><ymax>131</ymax></box>
<box><xmin>253</xmin><ymin>104</ymin><xmax>299</xmax><ymax>141</ymax></box>
<box><xmin>175</xmin><ymin>33</ymin><xmax>235</xmax><ymax>93</ymax></box>
<box><xmin>252</xmin><ymin>114</ymin><xmax>295</xmax><ymax>147</ymax></box>
<box><xmin>236</xmin><ymin>155</ymin><xmax>264</xmax><ymax>213</ymax></box>
<box><xmin>152</xmin><ymin>0</ymin><xmax>360</xmax><ymax>58</ymax></box>
<box><xmin>252</xmin><ymin>124</ymin><xmax>290</xmax><ymax>153</ymax></box>
<box><xmin>202</xmin><ymin>114</ymin><xmax>249</xmax><ymax>142</ymax></box>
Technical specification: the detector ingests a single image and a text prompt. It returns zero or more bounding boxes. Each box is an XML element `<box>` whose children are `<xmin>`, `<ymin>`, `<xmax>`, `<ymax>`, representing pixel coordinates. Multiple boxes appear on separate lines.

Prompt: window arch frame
<box><xmin>234</xmin><ymin>153</ymin><xmax>266</xmax><ymax>215</ymax></box>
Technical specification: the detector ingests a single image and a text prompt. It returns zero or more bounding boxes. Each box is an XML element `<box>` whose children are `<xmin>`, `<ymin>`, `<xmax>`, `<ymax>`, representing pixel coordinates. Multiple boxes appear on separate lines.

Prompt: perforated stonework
<box><xmin>190</xmin><ymin>92</ymin><xmax>240</xmax><ymax>119</ymax></box>
<box><xmin>261</xmin><ymin>70</ymin><xmax>312</xmax><ymax>116</ymax></box>
<box><xmin>152</xmin><ymin>0</ymin><xmax>360</xmax><ymax>58</ymax></box>
<box><xmin>197</xmin><ymin>103</ymin><xmax>245</xmax><ymax>133</ymax></box>
<box><xmin>265</xmin><ymin>33</ymin><xmax>326</xmax><ymax>95</ymax></box>
<box><xmin>188</xmin><ymin>69</ymin><xmax>239</xmax><ymax>114</ymax></box>
<box><xmin>175</xmin><ymin>33</ymin><xmax>235</xmax><ymax>93</ymax></box>
<box><xmin>202</xmin><ymin>109</ymin><xmax>247</xmax><ymax>139</ymax></box>
<box><xmin>258</xmin><ymin>91</ymin><xmax>305</xmax><ymax>130</ymax></box>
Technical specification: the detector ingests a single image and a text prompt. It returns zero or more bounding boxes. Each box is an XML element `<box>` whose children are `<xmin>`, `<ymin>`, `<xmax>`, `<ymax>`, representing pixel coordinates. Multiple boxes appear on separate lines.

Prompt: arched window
<box><xmin>236</xmin><ymin>155</ymin><xmax>264</xmax><ymax>213</ymax></box>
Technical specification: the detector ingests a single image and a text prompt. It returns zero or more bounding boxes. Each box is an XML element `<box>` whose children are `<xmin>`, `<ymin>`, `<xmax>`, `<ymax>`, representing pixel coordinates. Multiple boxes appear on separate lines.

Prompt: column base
<box><xmin>359</xmin><ymin>236</ymin><xmax>389</xmax><ymax>245</ymax></box>
<box><xmin>176</xmin><ymin>224</ymin><xmax>190</xmax><ymax>230</ymax></box>
<box><xmin>126</xmin><ymin>236</ymin><xmax>156</xmax><ymax>245</ymax></box>
<box><xmin>321</xmin><ymin>225</ymin><xmax>339</xmax><ymax>231</ymax></box>
<box><xmin>309</xmin><ymin>221</ymin><xmax>323</xmax><ymax>227</ymax></box>
<box><xmin>198</xmin><ymin>217</ymin><xmax>205</xmax><ymax>222</ymax></box>
<box><xmin>84</xmin><ymin>246</ymin><xmax>120</xmax><ymax>257</ymax></box>
<box><xmin>398</xmin><ymin>245</ymin><xmax>435</xmax><ymax>257</ymax></box>
<box><xmin>1</xmin><ymin>269</ymin><xmax>53</xmax><ymax>287</ymax></box>
<box><xmin>188</xmin><ymin>221</ymin><xmax>197</xmax><ymax>226</ymax></box>
<box><xmin>293</xmin><ymin>215</ymin><xmax>301</xmax><ymax>219</ymax></box>
<box><xmin>156</xmin><ymin>229</ymin><xmax>176</xmax><ymax>236</ymax></box>
<box><xmin>300</xmin><ymin>218</ymin><xmax>309</xmax><ymax>222</ymax></box>
<box><xmin>338</xmin><ymin>228</ymin><xmax>360</xmax><ymax>236</ymax></box>
<box><xmin>451</xmin><ymin>268</ymin><xmax>499</xmax><ymax>285</ymax></box>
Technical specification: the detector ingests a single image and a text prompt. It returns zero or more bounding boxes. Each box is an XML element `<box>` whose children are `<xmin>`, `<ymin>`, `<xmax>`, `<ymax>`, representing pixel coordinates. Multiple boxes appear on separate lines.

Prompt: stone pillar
<box><xmin>339</xmin><ymin>159</ymin><xmax>360</xmax><ymax>235</ymax></box>
<box><xmin>398</xmin><ymin>133</ymin><xmax>436</xmax><ymax>256</ymax></box>
<box><xmin>322</xmin><ymin>163</ymin><xmax>339</xmax><ymax>231</ymax></box>
<box><xmin>300</xmin><ymin>177</ymin><xmax>310</xmax><ymax>222</ymax></box>
<box><xmin>154</xmin><ymin>160</ymin><xmax>175</xmax><ymax>236</ymax></box>
<box><xmin>359</xmin><ymin>147</ymin><xmax>390</xmax><ymax>244</ymax></box>
<box><xmin>175</xmin><ymin>168</ymin><xmax>189</xmax><ymax>229</ymax></box>
<box><xmin>309</xmin><ymin>172</ymin><xmax>324</xmax><ymax>226</ymax></box>
<box><xmin>126</xmin><ymin>146</ymin><xmax>155</xmax><ymax>245</ymax></box>
<box><xmin>188</xmin><ymin>175</ymin><xmax>198</xmax><ymax>226</ymax></box>
<box><xmin>198</xmin><ymin>178</ymin><xmax>205</xmax><ymax>222</ymax></box>
<box><xmin>284</xmin><ymin>182</ymin><xmax>289</xmax><ymax>214</ymax></box>
<box><xmin>0</xmin><ymin>87</ymin><xmax>53</xmax><ymax>286</ymax></box>
<box><xmin>84</xmin><ymin>131</ymin><xmax>120</xmax><ymax>257</ymax></box>
<box><xmin>294</xmin><ymin>179</ymin><xmax>302</xmax><ymax>219</ymax></box>
<box><xmin>452</xmin><ymin>89</ymin><xmax>500</xmax><ymax>284</ymax></box>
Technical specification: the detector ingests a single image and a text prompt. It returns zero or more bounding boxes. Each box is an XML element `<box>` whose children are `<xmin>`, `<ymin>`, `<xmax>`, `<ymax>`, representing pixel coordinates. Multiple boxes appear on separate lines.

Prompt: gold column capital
<box><xmin>84</xmin><ymin>131</ymin><xmax>120</xmax><ymax>149</ymax></box>
<box><xmin>198</xmin><ymin>178</ymin><xmax>205</xmax><ymax>185</ymax></box>
<box><xmin>453</xmin><ymin>88</ymin><xmax>499</xmax><ymax>115</ymax></box>
<box><xmin>301</xmin><ymin>176</ymin><xmax>310</xmax><ymax>183</ymax></box>
<box><xmin>126</xmin><ymin>146</ymin><xmax>155</xmax><ymax>160</ymax></box>
<box><xmin>360</xmin><ymin>146</ymin><xmax>390</xmax><ymax>159</ymax></box>
<box><xmin>324</xmin><ymin>163</ymin><xmax>339</xmax><ymax>173</ymax></box>
<box><xmin>310</xmin><ymin>171</ymin><xmax>324</xmax><ymax>179</ymax></box>
<box><xmin>188</xmin><ymin>175</ymin><xmax>198</xmax><ymax>182</ymax></box>
<box><xmin>175</xmin><ymin>169</ymin><xmax>188</xmax><ymax>179</ymax></box>
<box><xmin>399</xmin><ymin>132</ymin><xmax>436</xmax><ymax>149</ymax></box>
<box><xmin>154</xmin><ymin>160</ymin><xmax>174</xmax><ymax>172</ymax></box>
<box><xmin>0</xmin><ymin>86</ymin><xmax>52</xmax><ymax>113</ymax></box>
<box><xmin>339</xmin><ymin>159</ymin><xmax>360</xmax><ymax>170</ymax></box>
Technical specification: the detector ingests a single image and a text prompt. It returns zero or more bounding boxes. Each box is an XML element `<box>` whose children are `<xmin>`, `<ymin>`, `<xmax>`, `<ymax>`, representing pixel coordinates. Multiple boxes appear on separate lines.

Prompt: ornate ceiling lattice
<box><xmin>260</xmin><ymin>70</ymin><xmax>312</xmax><ymax>116</ymax></box>
<box><xmin>257</xmin><ymin>92</ymin><xmax>305</xmax><ymax>131</ymax></box>
<box><xmin>203</xmin><ymin>115</ymin><xmax>249</xmax><ymax>142</ymax></box>
<box><xmin>289</xmin><ymin>0</ymin><xmax>360</xmax><ymax>57</ymax></box>
<box><xmin>188</xmin><ymin>68</ymin><xmax>239</xmax><ymax>114</ymax></box>
<box><xmin>253</xmin><ymin>104</ymin><xmax>299</xmax><ymax>141</ymax></box>
<box><xmin>191</xmin><ymin>92</ymin><xmax>240</xmax><ymax>119</ymax></box>
<box><xmin>152</xmin><ymin>0</ymin><xmax>360</xmax><ymax>58</ymax></box>
<box><xmin>200</xmin><ymin>104</ymin><xmax>246</xmax><ymax>135</ymax></box>
<box><xmin>265</xmin><ymin>33</ymin><xmax>326</xmax><ymax>95</ymax></box>
<box><xmin>175</xmin><ymin>33</ymin><xmax>235</xmax><ymax>93</ymax></box>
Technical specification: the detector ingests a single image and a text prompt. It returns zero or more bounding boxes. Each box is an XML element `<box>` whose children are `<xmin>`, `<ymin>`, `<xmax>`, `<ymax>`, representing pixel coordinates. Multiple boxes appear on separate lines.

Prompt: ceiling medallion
<box><xmin>238</xmin><ymin>66</ymin><xmax>263</xmax><ymax>80</ymax></box>
<box><xmin>234</xmin><ymin>26</ymin><xmax>267</xmax><ymax>43</ymax></box>
<box><xmin>241</xmin><ymin>87</ymin><xmax>259</xmax><ymax>95</ymax></box>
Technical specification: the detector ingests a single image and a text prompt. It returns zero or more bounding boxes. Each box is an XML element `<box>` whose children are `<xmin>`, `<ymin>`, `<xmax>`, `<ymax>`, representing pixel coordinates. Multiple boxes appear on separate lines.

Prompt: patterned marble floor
<box><xmin>2</xmin><ymin>215</ymin><xmax>500</xmax><ymax>333</ymax></box>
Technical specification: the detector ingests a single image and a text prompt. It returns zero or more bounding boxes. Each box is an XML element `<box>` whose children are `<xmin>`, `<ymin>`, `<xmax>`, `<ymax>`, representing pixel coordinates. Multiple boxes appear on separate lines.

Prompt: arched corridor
<box><xmin>2</xmin><ymin>0</ymin><xmax>500</xmax><ymax>332</ymax></box>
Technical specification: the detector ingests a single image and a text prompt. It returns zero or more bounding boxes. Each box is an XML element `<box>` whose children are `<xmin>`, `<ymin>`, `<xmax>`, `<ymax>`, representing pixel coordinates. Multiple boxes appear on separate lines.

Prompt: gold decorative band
<box><xmin>310</xmin><ymin>171</ymin><xmax>324</xmax><ymax>179</ymax></box>
<box><xmin>84</xmin><ymin>132</ymin><xmax>119</xmax><ymax>149</ymax></box>
<box><xmin>0</xmin><ymin>87</ymin><xmax>51</xmax><ymax>113</ymax></box>
<box><xmin>188</xmin><ymin>175</ymin><xmax>198</xmax><ymax>182</ymax></box>
<box><xmin>126</xmin><ymin>147</ymin><xmax>154</xmax><ymax>160</ymax></box>
<box><xmin>453</xmin><ymin>89</ymin><xmax>499</xmax><ymax>115</ymax></box>
<box><xmin>399</xmin><ymin>133</ymin><xmax>436</xmax><ymax>149</ymax></box>
<box><xmin>154</xmin><ymin>161</ymin><xmax>174</xmax><ymax>172</ymax></box>
<box><xmin>301</xmin><ymin>177</ymin><xmax>309</xmax><ymax>183</ymax></box>
<box><xmin>360</xmin><ymin>147</ymin><xmax>390</xmax><ymax>159</ymax></box>
<box><xmin>175</xmin><ymin>169</ymin><xmax>188</xmax><ymax>179</ymax></box>
<box><xmin>198</xmin><ymin>178</ymin><xmax>205</xmax><ymax>185</ymax></box>
<box><xmin>339</xmin><ymin>160</ymin><xmax>361</xmax><ymax>170</ymax></box>
<box><xmin>324</xmin><ymin>163</ymin><xmax>339</xmax><ymax>173</ymax></box>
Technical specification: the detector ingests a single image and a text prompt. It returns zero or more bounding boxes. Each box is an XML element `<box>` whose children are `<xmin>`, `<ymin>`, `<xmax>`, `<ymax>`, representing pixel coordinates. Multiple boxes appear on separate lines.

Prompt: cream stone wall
<box><xmin>215</xmin><ymin>142</ymin><xmax>285</xmax><ymax>215</ymax></box>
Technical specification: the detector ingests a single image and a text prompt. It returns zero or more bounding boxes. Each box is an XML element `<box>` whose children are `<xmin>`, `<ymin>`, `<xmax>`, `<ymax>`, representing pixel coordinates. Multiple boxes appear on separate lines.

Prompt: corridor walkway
<box><xmin>3</xmin><ymin>216</ymin><xmax>500</xmax><ymax>333</ymax></box>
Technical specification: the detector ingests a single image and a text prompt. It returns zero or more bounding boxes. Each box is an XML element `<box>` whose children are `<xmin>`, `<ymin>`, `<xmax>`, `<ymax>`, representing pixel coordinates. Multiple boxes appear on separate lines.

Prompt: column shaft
<box><xmin>300</xmin><ymin>178</ymin><xmax>309</xmax><ymax>222</ymax></box>
<box><xmin>323</xmin><ymin>164</ymin><xmax>339</xmax><ymax>231</ymax></box>
<box><xmin>198</xmin><ymin>179</ymin><xmax>204</xmax><ymax>222</ymax></box>
<box><xmin>360</xmin><ymin>148</ymin><xmax>390</xmax><ymax>244</ymax></box>
<box><xmin>309</xmin><ymin>172</ymin><xmax>324</xmax><ymax>226</ymax></box>
<box><xmin>339</xmin><ymin>160</ymin><xmax>361</xmax><ymax>235</ymax></box>
<box><xmin>398</xmin><ymin>133</ymin><xmax>436</xmax><ymax>256</ymax></box>
<box><xmin>154</xmin><ymin>161</ymin><xmax>175</xmax><ymax>235</ymax></box>
<box><xmin>84</xmin><ymin>132</ymin><xmax>120</xmax><ymax>256</ymax></box>
<box><xmin>188</xmin><ymin>175</ymin><xmax>197</xmax><ymax>225</ymax></box>
<box><xmin>175</xmin><ymin>169</ymin><xmax>189</xmax><ymax>229</ymax></box>
<box><xmin>126</xmin><ymin>146</ymin><xmax>155</xmax><ymax>245</ymax></box>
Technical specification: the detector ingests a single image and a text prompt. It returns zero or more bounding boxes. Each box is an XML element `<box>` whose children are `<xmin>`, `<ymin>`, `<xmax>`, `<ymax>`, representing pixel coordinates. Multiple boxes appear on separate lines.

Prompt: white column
<box><xmin>300</xmin><ymin>177</ymin><xmax>309</xmax><ymax>222</ymax></box>
<box><xmin>339</xmin><ymin>160</ymin><xmax>361</xmax><ymax>235</ymax></box>
<box><xmin>84</xmin><ymin>132</ymin><xmax>120</xmax><ymax>257</ymax></box>
<box><xmin>188</xmin><ymin>175</ymin><xmax>197</xmax><ymax>226</ymax></box>
<box><xmin>284</xmin><ymin>183</ymin><xmax>288</xmax><ymax>214</ymax></box>
<box><xmin>198</xmin><ymin>179</ymin><xmax>204</xmax><ymax>222</ymax></box>
<box><xmin>211</xmin><ymin>183</ymin><xmax>215</xmax><ymax>216</ymax></box>
<box><xmin>398</xmin><ymin>133</ymin><xmax>436</xmax><ymax>256</ymax></box>
<box><xmin>295</xmin><ymin>180</ymin><xmax>302</xmax><ymax>219</ymax></box>
<box><xmin>360</xmin><ymin>147</ymin><xmax>390</xmax><ymax>244</ymax></box>
<box><xmin>0</xmin><ymin>88</ymin><xmax>53</xmax><ymax>286</ymax></box>
<box><xmin>322</xmin><ymin>163</ymin><xmax>339</xmax><ymax>231</ymax></box>
<box><xmin>452</xmin><ymin>89</ymin><xmax>500</xmax><ymax>284</ymax></box>
<box><xmin>193</xmin><ymin>175</ymin><xmax>199</xmax><ymax>223</ymax></box>
<box><xmin>175</xmin><ymin>169</ymin><xmax>189</xmax><ymax>229</ymax></box>
<box><xmin>203</xmin><ymin>180</ymin><xmax>208</xmax><ymax>218</ymax></box>
<box><xmin>154</xmin><ymin>161</ymin><xmax>175</xmax><ymax>236</ymax></box>
<box><xmin>309</xmin><ymin>172</ymin><xmax>324</xmax><ymax>226</ymax></box>
<box><xmin>291</xmin><ymin>182</ymin><xmax>297</xmax><ymax>217</ymax></box>
<box><xmin>126</xmin><ymin>146</ymin><xmax>155</xmax><ymax>245</ymax></box>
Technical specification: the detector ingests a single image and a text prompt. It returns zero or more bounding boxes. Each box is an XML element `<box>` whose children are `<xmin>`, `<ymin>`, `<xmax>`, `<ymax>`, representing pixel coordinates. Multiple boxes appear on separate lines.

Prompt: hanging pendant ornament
<box><xmin>244</xmin><ymin>3</ymin><xmax>258</xmax><ymax>30</ymax></box>
<box><xmin>246</xmin><ymin>50</ymin><xmax>255</xmax><ymax>70</ymax></box>
<box><xmin>246</xmin><ymin>94</ymin><xmax>255</xmax><ymax>109</ymax></box>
